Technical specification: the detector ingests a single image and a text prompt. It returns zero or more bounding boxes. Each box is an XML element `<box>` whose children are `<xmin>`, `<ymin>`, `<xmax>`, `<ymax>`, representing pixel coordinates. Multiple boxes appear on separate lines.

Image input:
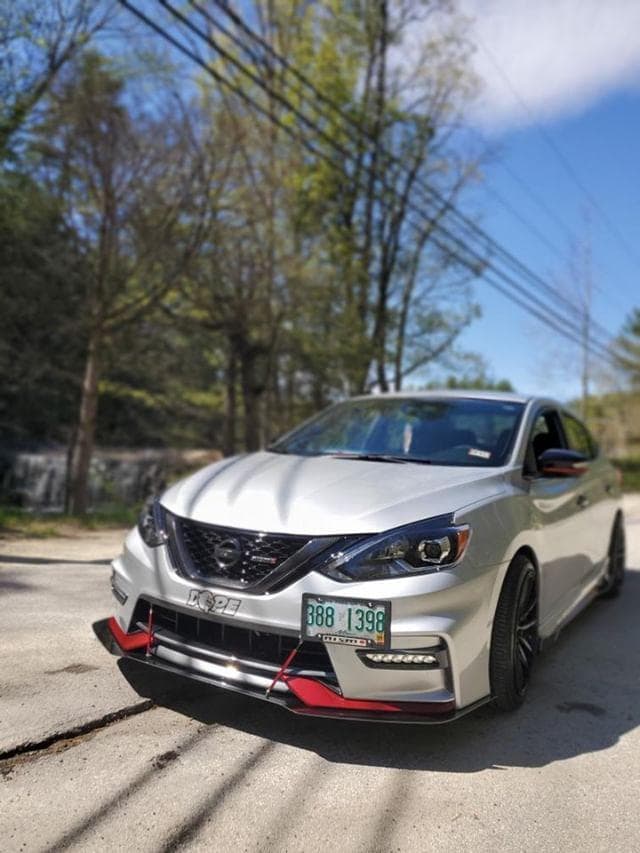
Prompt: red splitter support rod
<box><xmin>145</xmin><ymin>604</ymin><xmax>155</xmax><ymax>657</ymax></box>
<box><xmin>265</xmin><ymin>641</ymin><xmax>302</xmax><ymax>697</ymax></box>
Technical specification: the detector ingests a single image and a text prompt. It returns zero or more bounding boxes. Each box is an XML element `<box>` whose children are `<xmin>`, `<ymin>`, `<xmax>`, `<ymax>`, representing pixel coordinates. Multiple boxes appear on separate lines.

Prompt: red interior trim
<box><xmin>107</xmin><ymin>616</ymin><xmax>150</xmax><ymax>652</ymax></box>
<box><xmin>283</xmin><ymin>675</ymin><xmax>454</xmax><ymax>715</ymax></box>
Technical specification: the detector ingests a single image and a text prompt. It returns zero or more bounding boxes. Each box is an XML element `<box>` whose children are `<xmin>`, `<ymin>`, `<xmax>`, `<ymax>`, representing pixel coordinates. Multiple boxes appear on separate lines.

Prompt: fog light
<box><xmin>363</xmin><ymin>652</ymin><xmax>438</xmax><ymax>666</ymax></box>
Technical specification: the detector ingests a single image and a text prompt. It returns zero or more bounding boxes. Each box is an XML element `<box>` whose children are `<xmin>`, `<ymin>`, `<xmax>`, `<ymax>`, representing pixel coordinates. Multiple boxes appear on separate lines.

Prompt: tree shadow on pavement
<box><xmin>0</xmin><ymin>570</ymin><xmax>37</xmax><ymax>591</ymax></box>
<box><xmin>0</xmin><ymin>554</ymin><xmax>111</xmax><ymax>565</ymax></box>
<box><xmin>119</xmin><ymin>571</ymin><xmax>640</xmax><ymax>774</ymax></box>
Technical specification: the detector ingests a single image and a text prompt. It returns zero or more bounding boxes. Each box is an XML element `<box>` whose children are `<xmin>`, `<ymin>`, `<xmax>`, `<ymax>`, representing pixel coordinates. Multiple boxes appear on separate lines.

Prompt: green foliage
<box><xmin>0</xmin><ymin>1</ymin><xmax>110</xmax><ymax>156</ymax></box>
<box><xmin>424</xmin><ymin>354</ymin><xmax>515</xmax><ymax>392</ymax></box>
<box><xmin>1</xmin><ymin>2</ymin><xmax>490</xmax><ymax>480</ymax></box>
<box><xmin>96</xmin><ymin>316</ymin><xmax>227</xmax><ymax>448</ymax></box>
<box><xmin>615</xmin><ymin>308</ymin><xmax>640</xmax><ymax>387</ymax></box>
<box><xmin>615</xmin><ymin>459</ymin><xmax>640</xmax><ymax>493</ymax></box>
<box><xmin>0</xmin><ymin>170</ymin><xmax>86</xmax><ymax>444</ymax></box>
<box><xmin>0</xmin><ymin>503</ymin><xmax>137</xmax><ymax>537</ymax></box>
<box><xmin>440</xmin><ymin>376</ymin><xmax>515</xmax><ymax>392</ymax></box>
<box><xmin>582</xmin><ymin>390</ymin><xmax>640</xmax><ymax>460</ymax></box>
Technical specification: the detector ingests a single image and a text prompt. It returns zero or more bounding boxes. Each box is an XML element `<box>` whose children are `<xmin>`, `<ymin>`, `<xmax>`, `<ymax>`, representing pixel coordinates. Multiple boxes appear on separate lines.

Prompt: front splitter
<box><xmin>93</xmin><ymin>618</ymin><xmax>491</xmax><ymax>725</ymax></box>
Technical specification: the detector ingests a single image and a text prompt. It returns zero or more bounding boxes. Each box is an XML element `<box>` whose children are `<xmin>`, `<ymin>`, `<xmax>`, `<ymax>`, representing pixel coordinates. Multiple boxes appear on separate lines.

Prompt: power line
<box><xmin>136</xmin><ymin>0</ymin><xmax>615</xmax><ymax>362</ymax></box>
<box><xmin>190</xmin><ymin>0</ymin><xmax>617</xmax><ymax>347</ymax></box>
<box><xmin>476</xmin><ymin>34</ymin><xmax>640</xmax><ymax>274</ymax></box>
<box><xmin>474</xmin><ymin>136</ymin><xmax>633</xmax><ymax>317</ymax></box>
<box><xmin>480</xmin><ymin>182</ymin><xmax>567</xmax><ymax>261</ymax></box>
<box><xmin>119</xmin><ymin>0</ymin><xmax>615</xmax><ymax>364</ymax></box>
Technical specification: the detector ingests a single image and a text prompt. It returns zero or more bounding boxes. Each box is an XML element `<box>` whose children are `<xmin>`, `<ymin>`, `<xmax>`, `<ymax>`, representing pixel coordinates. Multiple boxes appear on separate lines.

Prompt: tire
<box><xmin>599</xmin><ymin>514</ymin><xmax>626</xmax><ymax>599</ymax></box>
<box><xmin>490</xmin><ymin>554</ymin><xmax>538</xmax><ymax>711</ymax></box>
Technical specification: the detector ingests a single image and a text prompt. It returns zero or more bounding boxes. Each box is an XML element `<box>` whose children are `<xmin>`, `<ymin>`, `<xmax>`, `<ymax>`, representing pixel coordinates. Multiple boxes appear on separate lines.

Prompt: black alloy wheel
<box><xmin>490</xmin><ymin>554</ymin><xmax>538</xmax><ymax>711</ymax></box>
<box><xmin>600</xmin><ymin>515</ymin><xmax>626</xmax><ymax>598</ymax></box>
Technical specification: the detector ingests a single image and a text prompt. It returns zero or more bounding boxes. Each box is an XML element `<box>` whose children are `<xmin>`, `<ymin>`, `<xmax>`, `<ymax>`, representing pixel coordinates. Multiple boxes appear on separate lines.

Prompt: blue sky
<box><xmin>445</xmin><ymin>0</ymin><xmax>640</xmax><ymax>400</ymax></box>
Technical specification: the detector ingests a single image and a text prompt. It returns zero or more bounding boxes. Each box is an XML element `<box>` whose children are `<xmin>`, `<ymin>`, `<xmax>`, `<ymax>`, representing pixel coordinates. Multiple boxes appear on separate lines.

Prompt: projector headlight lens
<box><xmin>316</xmin><ymin>516</ymin><xmax>471</xmax><ymax>582</ymax></box>
<box><xmin>137</xmin><ymin>498</ymin><xmax>168</xmax><ymax>548</ymax></box>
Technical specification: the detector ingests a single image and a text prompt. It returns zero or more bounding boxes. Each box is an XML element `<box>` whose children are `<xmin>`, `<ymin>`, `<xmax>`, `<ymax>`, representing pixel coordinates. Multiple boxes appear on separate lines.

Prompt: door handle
<box><xmin>576</xmin><ymin>494</ymin><xmax>590</xmax><ymax>509</ymax></box>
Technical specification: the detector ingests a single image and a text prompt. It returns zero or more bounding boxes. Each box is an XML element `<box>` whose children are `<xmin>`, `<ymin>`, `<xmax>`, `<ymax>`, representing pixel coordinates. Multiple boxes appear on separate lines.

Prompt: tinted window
<box><xmin>561</xmin><ymin>412</ymin><xmax>597</xmax><ymax>458</ymax></box>
<box><xmin>527</xmin><ymin>409</ymin><xmax>566</xmax><ymax>471</ymax></box>
<box><xmin>270</xmin><ymin>397</ymin><xmax>525</xmax><ymax>467</ymax></box>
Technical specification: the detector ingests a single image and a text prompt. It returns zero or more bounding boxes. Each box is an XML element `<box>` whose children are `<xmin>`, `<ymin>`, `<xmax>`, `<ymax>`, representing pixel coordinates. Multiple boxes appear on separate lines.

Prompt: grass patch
<box><xmin>0</xmin><ymin>504</ymin><xmax>137</xmax><ymax>538</ymax></box>
<box><xmin>614</xmin><ymin>459</ymin><xmax>640</xmax><ymax>493</ymax></box>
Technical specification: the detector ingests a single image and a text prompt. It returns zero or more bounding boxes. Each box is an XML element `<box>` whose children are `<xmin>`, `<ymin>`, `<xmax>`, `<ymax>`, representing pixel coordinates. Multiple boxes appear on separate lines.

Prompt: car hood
<box><xmin>160</xmin><ymin>451</ymin><xmax>507</xmax><ymax>536</ymax></box>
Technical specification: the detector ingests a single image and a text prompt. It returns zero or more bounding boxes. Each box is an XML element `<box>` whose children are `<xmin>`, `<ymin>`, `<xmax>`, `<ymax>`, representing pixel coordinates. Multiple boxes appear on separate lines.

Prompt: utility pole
<box><xmin>569</xmin><ymin>210</ymin><xmax>594</xmax><ymax>421</ymax></box>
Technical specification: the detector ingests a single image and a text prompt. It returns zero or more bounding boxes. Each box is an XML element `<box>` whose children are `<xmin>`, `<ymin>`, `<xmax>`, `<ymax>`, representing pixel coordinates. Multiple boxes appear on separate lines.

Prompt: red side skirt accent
<box><xmin>283</xmin><ymin>675</ymin><xmax>455</xmax><ymax>716</ymax></box>
<box><xmin>107</xmin><ymin>616</ymin><xmax>150</xmax><ymax>652</ymax></box>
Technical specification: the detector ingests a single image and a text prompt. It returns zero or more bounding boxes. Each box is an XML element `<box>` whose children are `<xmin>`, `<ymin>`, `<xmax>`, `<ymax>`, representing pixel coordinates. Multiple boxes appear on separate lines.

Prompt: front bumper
<box><xmin>104</xmin><ymin>526</ymin><xmax>503</xmax><ymax>721</ymax></box>
<box><xmin>96</xmin><ymin>615</ymin><xmax>490</xmax><ymax>723</ymax></box>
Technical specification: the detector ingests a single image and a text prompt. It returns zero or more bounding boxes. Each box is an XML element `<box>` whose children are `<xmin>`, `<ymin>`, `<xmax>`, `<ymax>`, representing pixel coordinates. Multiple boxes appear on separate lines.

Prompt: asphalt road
<box><xmin>1</xmin><ymin>497</ymin><xmax>640</xmax><ymax>852</ymax></box>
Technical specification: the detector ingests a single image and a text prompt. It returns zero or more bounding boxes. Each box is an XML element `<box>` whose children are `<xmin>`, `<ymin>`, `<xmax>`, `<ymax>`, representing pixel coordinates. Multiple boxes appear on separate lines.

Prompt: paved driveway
<box><xmin>1</xmin><ymin>498</ymin><xmax>639</xmax><ymax>852</ymax></box>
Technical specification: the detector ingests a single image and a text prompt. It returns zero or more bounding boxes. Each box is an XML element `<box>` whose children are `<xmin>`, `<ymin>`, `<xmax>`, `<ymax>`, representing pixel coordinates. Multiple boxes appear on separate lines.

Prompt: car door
<box><xmin>559</xmin><ymin>410</ymin><xmax>609</xmax><ymax>585</ymax></box>
<box><xmin>525</xmin><ymin>408</ymin><xmax>591</xmax><ymax>630</ymax></box>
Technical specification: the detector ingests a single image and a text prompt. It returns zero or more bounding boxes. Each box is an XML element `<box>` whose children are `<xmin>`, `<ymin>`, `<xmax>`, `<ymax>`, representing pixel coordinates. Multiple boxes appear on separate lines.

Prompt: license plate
<box><xmin>301</xmin><ymin>594</ymin><xmax>390</xmax><ymax>648</ymax></box>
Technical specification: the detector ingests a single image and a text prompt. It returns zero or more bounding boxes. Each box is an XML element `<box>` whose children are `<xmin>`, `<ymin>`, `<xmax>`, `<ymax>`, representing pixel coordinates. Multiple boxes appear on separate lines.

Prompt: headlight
<box><xmin>137</xmin><ymin>498</ymin><xmax>168</xmax><ymax>547</ymax></box>
<box><xmin>315</xmin><ymin>516</ymin><xmax>471</xmax><ymax>582</ymax></box>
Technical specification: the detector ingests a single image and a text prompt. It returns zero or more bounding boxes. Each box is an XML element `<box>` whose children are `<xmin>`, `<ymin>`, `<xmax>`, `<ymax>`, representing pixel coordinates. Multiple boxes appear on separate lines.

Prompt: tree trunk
<box><xmin>67</xmin><ymin>329</ymin><xmax>101</xmax><ymax>515</ymax></box>
<box><xmin>240</xmin><ymin>350</ymin><xmax>263</xmax><ymax>451</ymax></box>
<box><xmin>373</xmin><ymin>268</ymin><xmax>390</xmax><ymax>391</ymax></box>
<box><xmin>223</xmin><ymin>348</ymin><xmax>238</xmax><ymax>456</ymax></box>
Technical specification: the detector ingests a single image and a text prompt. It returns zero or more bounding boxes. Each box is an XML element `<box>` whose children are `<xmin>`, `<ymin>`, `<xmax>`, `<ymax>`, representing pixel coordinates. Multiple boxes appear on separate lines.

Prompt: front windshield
<box><xmin>269</xmin><ymin>397</ymin><xmax>524</xmax><ymax>467</ymax></box>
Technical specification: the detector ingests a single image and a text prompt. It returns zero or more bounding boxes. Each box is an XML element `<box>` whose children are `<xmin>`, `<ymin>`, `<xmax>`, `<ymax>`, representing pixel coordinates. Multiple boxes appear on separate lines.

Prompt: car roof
<box><xmin>350</xmin><ymin>389</ymin><xmax>535</xmax><ymax>405</ymax></box>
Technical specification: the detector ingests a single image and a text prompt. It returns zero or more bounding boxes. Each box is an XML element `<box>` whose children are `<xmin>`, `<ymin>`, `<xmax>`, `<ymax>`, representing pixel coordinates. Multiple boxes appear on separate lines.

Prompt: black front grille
<box><xmin>133</xmin><ymin>600</ymin><xmax>334</xmax><ymax>675</ymax></box>
<box><xmin>168</xmin><ymin>515</ymin><xmax>311</xmax><ymax>590</ymax></box>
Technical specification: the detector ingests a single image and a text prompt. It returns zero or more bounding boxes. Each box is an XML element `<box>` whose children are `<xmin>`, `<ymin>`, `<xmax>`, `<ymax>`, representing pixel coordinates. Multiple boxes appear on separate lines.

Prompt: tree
<box><xmin>162</xmin><ymin>0</ymin><xmax>481</xmax><ymax>451</ymax></box>
<box><xmin>293</xmin><ymin>0</ymin><xmax>480</xmax><ymax>393</ymax></box>
<box><xmin>0</xmin><ymin>171</ymin><xmax>87</xmax><ymax>444</ymax></box>
<box><xmin>33</xmin><ymin>51</ymin><xmax>198</xmax><ymax>512</ymax></box>
<box><xmin>425</xmin><ymin>353</ymin><xmax>514</xmax><ymax>391</ymax></box>
<box><xmin>538</xmin><ymin>214</ymin><xmax>598</xmax><ymax>419</ymax></box>
<box><xmin>615</xmin><ymin>308</ymin><xmax>640</xmax><ymax>388</ymax></box>
<box><xmin>0</xmin><ymin>0</ymin><xmax>112</xmax><ymax>156</ymax></box>
<box><xmin>565</xmin><ymin>221</ymin><xmax>595</xmax><ymax>419</ymax></box>
<box><xmin>0</xmin><ymin>0</ymin><xmax>488</xmax><ymax>490</ymax></box>
<box><xmin>165</xmin><ymin>91</ymin><xmax>301</xmax><ymax>453</ymax></box>
<box><xmin>442</xmin><ymin>376</ymin><xmax>514</xmax><ymax>392</ymax></box>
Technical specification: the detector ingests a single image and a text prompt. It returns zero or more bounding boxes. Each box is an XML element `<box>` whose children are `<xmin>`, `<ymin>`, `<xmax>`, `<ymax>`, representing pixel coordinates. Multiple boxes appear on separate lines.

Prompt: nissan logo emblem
<box><xmin>214</xmin><ymin>537</ymin><xmax>243</xmax><ymax>568</ymax></box>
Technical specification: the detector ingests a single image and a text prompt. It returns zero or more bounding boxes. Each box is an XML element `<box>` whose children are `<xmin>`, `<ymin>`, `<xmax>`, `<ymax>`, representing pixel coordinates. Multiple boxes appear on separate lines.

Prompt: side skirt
<box><xmin>538</xmin><ymin>580</ymin><xmax>602</xmax><ymax>650</ymax></box>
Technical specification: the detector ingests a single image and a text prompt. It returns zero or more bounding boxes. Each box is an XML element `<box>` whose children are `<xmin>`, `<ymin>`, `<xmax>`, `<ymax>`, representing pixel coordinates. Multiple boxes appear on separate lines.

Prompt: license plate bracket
<box><xmin>301</xmin><ymin>594</ymin><xmax>390</xmax><ymax>648</ymax></box>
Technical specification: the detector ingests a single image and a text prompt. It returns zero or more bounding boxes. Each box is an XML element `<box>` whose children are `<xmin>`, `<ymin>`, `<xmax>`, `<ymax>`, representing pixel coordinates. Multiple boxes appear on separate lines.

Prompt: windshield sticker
<box><xmin>468</xmin><ymin>448</ymin><xmax>492</xmax><ymax>460</ymax></box>
<box><xmin>403</xmin><ymin>423</ymin><xmax>413</xmax><ymax>453</ymax></box>
<box><xmin>187</xmin><ymin>589</ymin><xmax>241</xmax><ymax>616</ymax></box>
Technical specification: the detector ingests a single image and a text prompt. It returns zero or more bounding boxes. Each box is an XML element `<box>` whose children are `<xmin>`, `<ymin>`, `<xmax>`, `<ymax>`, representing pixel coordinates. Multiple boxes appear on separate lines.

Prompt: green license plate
<box><xmin>301</xmin><ymin>594</ymin><xmax>390</xmax><ymax>648</ymax></box>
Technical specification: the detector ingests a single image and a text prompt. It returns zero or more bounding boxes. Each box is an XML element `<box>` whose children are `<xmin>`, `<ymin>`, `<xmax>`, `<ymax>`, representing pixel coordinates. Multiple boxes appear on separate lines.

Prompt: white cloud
<box><xmin>457</xmin><ymin>0</ymin><xmax>640</xmax><ymax>131</ymax></box>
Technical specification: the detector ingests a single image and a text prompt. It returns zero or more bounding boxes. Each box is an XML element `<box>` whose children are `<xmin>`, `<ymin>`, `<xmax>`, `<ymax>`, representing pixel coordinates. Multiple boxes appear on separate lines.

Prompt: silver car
<box><xmin>100</xmin><ymin>391</ymin><xmax>625</xmax><ymax>722</ymax></box>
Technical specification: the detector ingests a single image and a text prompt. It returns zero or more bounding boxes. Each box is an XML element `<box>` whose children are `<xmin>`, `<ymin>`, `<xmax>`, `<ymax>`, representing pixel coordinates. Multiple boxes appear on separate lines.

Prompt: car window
<box><xmin>531</xmin><ymin>414</ymin><xmax>550</xmax><ymax>443</ymax></box>
<box><xmin>527</xmin><ymin>409</ymin><xmax>566</xmax><ymax>471</ymax></box>
<box><xmin>531</xmin><ymin>411</ymin><xmax>565</xmax><ymax>447</ymax></box>
<box><xmin>561</xmin><ymin>412</ymin><xmax>597</xmax><ymax>459</ymax></box>
<box><xmin>269</xmin><ymin>397</ymin><xmax>525</xmax><ymax>467</ymax></box>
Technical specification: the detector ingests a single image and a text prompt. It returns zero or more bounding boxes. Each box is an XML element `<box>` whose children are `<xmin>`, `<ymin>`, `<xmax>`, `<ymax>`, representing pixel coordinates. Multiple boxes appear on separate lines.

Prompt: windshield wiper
<box><xmin>329</xmin><ymin>452</ymin><xmax>432</xmax><ymax>464</ymax></box>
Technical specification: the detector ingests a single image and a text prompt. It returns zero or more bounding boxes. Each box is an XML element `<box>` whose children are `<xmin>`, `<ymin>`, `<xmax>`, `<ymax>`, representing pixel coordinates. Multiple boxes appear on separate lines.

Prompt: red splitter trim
<box><xmin>107</xmin><ymin>616</ymin><xmax>150</xmax><ymax>652</ymax></box>
<box><xmin>283</xmin><ymin>675</ymin><xmax>455</xmax><ymax>715</ymax></box>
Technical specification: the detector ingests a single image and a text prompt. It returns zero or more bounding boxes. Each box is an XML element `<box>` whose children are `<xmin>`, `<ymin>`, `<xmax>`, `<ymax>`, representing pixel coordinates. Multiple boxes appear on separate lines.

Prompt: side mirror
<box><xmin>538</xmin><ymin>448</ymin><xmax>589</xmax><ymax>477</ymax></box>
